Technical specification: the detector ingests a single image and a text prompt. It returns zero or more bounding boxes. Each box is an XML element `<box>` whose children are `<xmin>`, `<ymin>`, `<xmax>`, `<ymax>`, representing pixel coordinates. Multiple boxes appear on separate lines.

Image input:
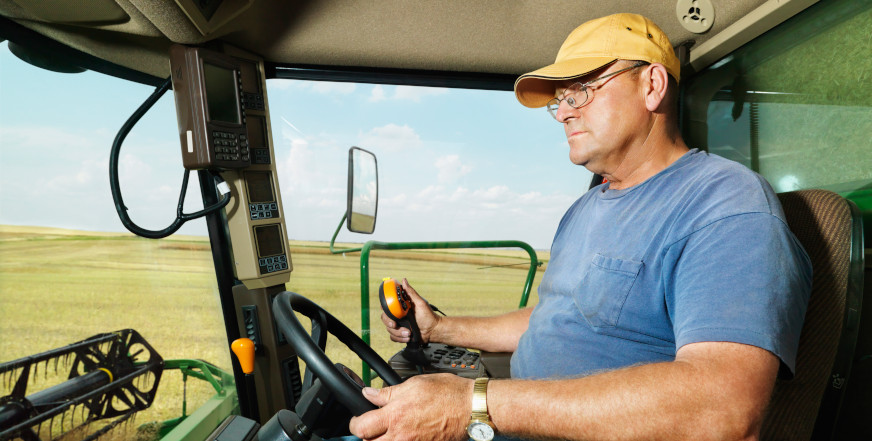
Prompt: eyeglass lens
<box><xmin>547</xmin><ymin>86</ymin><xmax>589</xmax><ymax>119</ymax></box>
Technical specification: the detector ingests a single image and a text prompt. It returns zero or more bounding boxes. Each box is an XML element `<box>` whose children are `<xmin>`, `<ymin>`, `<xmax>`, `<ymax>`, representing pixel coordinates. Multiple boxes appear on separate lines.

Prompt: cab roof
<box><xmin>0</xmin><ymin>0</ymin><xmax>817</xmax><ymax>87</ymax></box>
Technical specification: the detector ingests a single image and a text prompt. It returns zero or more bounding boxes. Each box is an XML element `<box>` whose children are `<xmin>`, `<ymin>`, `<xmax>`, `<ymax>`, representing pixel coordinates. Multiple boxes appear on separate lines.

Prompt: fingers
<box><xmin>349</xmin><ymin>387</ymin><xmax>392</xmax><ymax>440</ymax></box>
<box><xmin>381</xmin><ymin>312</ymin><xmax>411</xmax><ymax>342</ymax></box>
<box><xmin>401</xmin><ymin>278</ymin><xmax>427</xmax><ymax>306</ymax></box>
<box><xmin>401</xmin><ymin>278</ymin><xmax>440</xmax><ymax>343</ymax></box>
<box><xmin>351</xmin><ymin>376</ymin><xmax>472</xmax><ymax>441</ymax></box>
<box><xmin>349</xmin><ymin>410</ymin><xmax>388</xmax><ymax>440</ymax></box>
<box><xmin>363</xmin><ymin>386</ymin><xmax>392</xmax><ymax>407</ymax></box>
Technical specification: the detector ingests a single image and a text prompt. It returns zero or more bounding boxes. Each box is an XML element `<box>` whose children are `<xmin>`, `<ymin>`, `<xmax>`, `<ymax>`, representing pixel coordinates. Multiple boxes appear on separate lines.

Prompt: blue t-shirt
<box><xmin>511</xmin><ymin>149</ymin><xmax>812</xmax><ymax>379</ymax></box>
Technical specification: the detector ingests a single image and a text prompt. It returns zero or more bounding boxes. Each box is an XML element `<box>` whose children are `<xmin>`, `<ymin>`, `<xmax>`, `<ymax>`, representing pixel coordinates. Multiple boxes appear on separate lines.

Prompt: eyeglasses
<box><xmin>546</xmin><ymin>62</ymin><xmax>647</xmax><ymax>121</ymax></box>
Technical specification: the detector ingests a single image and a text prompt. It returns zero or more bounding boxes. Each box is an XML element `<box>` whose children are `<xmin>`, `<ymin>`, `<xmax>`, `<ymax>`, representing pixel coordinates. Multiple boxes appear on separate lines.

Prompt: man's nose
<box><xmin>556</xmin><ymin>100</ymin><xmax>579</xmax><ymax>123</ymax></box>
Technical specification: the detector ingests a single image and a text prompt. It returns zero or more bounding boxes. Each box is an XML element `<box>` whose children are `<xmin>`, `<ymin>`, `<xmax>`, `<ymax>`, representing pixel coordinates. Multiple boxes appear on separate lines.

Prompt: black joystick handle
<box><xmin>379</xmin><ymin>278</ymin><xmax>429</xmax><ymax>367</ymax></box>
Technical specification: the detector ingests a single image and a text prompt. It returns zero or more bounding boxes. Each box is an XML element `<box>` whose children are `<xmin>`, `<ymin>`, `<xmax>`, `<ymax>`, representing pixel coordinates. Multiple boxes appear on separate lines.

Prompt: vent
<box><xmin>676</xmin><ymin>0</ymin><xmax>715</xmax><ymax>34</ymax></box>
<box><xmin>242</xmin><ymin>305</ymin><xmax>262</xmax><ymax>350</ymax></box>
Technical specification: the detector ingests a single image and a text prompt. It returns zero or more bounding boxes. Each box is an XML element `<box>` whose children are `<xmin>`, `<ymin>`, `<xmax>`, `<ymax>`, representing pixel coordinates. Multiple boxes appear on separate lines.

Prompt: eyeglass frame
<box><xmin>546</xmin><ymin>61</ymin><xmax>648</xmax><ymax>120</ymax></box>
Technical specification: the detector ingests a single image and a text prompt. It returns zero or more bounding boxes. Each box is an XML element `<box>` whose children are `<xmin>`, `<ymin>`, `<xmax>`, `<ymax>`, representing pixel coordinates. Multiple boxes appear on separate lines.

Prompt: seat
<box><xmin>760</xmin><ymin>189</ymin><xmax>865</xmax><ymax>441</ymax></box>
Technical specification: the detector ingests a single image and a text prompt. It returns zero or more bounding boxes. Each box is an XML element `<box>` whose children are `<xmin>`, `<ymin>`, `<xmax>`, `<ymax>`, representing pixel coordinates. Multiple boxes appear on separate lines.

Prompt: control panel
<box><xmin>388</xmin><ymin>343</ymin><xmax>486</xmax><ymax>379</ymax></box>
<box><xmin>170</xmin><ymin>44</ymin><xmax>296</xmax><ymax>421</ymax></box>
<box><xmin>205</xmin><ymin>46</ymin><xmax>292</xmax><ymax>289</ymax></box>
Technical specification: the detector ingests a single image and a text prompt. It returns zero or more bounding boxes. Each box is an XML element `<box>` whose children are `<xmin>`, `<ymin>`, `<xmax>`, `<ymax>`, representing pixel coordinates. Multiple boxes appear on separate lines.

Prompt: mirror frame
<box><xmin>346</xmin><ymin>146</ymin><xmax>378</xmax><ymax>234</ymax></box>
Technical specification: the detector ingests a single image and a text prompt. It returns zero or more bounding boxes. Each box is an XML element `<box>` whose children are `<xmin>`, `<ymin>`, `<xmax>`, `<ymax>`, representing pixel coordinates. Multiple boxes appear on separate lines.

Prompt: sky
<box><xmin>0</xmin><ymin>42</ymin><xmax>592</xmax><ymax>250</ymax></box>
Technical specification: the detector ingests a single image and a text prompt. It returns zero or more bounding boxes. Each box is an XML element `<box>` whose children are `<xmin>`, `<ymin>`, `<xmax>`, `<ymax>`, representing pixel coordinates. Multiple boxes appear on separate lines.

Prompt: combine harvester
<box><xmin>0</xmin><ymin>0</ymin><xmax>869</xmax><ymax>440</ymax></box>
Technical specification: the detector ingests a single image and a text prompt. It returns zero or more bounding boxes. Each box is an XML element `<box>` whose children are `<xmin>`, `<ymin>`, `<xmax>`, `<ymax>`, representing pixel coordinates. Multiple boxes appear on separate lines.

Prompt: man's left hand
<box><xmin>349</xmin><ymin>374</ymin><xmax>473</xmax><ymax>441</ymax></box>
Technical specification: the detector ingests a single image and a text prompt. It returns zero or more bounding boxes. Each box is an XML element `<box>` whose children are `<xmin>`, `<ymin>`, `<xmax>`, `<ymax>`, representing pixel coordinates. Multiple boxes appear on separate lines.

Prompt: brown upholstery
<box><xmin>761</xmin><ymin>189</ymin><xmax>862</xmax><ymax>441</ymax></box>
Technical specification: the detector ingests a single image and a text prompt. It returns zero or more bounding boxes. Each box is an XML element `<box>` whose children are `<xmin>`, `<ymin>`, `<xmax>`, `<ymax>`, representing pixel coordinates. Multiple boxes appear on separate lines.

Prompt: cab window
<box><xmin>690</xmin><ymin>0</ymin><xmax>872</xmax><ymax>246</ymax></box>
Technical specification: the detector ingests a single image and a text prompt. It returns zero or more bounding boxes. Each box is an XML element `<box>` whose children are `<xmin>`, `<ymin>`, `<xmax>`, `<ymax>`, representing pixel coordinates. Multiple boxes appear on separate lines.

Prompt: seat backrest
<box><xmin>761</xmin><ymin>189</ymin><xmax>864</xmax><ymax>441</ymax></box>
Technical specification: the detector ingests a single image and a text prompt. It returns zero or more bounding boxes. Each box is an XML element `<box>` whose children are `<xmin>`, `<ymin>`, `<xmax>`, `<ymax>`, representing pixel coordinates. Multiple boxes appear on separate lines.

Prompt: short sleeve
<box><xmin>663</xmin><ymin>212</ymin><xmax>812</xmax><ymax>375</ymax></box>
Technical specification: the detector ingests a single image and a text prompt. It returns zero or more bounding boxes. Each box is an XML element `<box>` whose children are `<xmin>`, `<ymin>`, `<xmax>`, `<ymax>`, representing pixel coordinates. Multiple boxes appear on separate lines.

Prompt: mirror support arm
<box><xmin>329</xmin><ymin>213</ymin><xmax>365</xmax><ymax>254</ymax></box>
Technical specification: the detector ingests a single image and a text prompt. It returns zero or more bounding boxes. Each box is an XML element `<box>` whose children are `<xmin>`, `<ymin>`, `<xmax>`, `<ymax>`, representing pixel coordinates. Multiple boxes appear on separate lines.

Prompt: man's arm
<box><xmin>381</xmin><ymin>278</ymin><xmax>532</xmax><ymax>352</ymax></box>
<box><xmin>349</xmin><ymin>341</ymin><xmax>779</xmax><ymax>441</ymax></box>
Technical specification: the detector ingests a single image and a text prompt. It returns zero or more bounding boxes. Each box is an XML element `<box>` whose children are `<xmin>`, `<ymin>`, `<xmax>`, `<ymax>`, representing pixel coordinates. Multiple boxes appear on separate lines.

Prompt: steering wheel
<box><xmin>272</xmin><ymin>291</ymin><xmax>403</xmax><ymax>416</ymax></box>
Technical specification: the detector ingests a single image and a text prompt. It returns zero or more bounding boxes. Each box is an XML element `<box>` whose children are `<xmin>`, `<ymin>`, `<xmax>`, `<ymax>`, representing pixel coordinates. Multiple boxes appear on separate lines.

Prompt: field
<box><xmin>0</xmin><ymin>225</ymin><xmax>545</xmax><ymax>439</ymax></box>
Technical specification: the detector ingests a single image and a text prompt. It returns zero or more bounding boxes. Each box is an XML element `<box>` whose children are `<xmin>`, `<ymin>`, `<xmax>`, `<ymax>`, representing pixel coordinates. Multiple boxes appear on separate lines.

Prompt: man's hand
<box><xmin>349</xmin><ymin>374</ymin><xmax>472</xmax><ymax>441</ymax></box>
<box><xmin>381</xmin><ymin>278</ymin><xmax>442</xmax><ymax>344</ymax></box>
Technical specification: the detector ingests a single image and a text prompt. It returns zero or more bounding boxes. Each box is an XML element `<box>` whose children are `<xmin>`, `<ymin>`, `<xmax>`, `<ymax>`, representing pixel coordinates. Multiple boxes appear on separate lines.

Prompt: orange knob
<box><xmin>231</xmin><ymin>338</ymin><xmax>256</xmax><ymax>374</ymax></box>
<box><xmin>382</xmin><ymin>277</ymin><xmax>410</xmax><ymax>320</ymax></box>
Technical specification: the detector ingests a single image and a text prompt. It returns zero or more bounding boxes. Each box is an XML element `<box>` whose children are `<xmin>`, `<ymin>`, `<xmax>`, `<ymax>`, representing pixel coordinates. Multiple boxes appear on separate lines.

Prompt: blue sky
<box><xmin>0</xmin><ymin>42</ymin><xmax>591</xmax><ymax>249</ymax></box>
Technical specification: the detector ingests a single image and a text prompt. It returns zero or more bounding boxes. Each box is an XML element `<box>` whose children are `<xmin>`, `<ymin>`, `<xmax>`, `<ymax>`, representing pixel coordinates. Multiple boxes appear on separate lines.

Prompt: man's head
<box><xmin>514</xmin><ymin>13</ymin><xmax>679</xmax><ymax>108</ymax></box>
<box><xmin>514</xmin><ymin>14</ymin><xmax>686</xmax><ymax>183</ymax></box>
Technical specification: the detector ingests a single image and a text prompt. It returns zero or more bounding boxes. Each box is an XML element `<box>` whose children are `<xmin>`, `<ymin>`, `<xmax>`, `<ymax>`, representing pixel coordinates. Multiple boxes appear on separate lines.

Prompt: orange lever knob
<box><xmin>231</xmin><ymin>338</ymin><xmax>256</xmax><ymax>374</ymax></box>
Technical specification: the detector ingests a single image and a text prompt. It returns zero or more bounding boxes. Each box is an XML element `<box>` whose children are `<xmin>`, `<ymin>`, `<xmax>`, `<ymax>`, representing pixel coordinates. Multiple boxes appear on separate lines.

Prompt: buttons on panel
<box><xmin>249</xmin><ymin>202</ymin><xmax>279</xmax><ymax>220</ymax></box>
<box><xmin>237</xmin><ymin>70</ymin><xmax>246</xmax><ymax>126</ymax></box>
<box><xmin>211</xmin><ymin>130</ymin><xmax>251</xmax><ymax>163</ymax></box>
<box><xmin>253</xmin><ymin>149</ymin><xmax>270</xmax><ymax>164</ymax></box>
<box><xmin>387</xmin><ymin>343</ymin><xmax>485</xmax><ymax>379</ymax></box>
<box><xmin>244</xmin><ymin>92</ymin><xmax>265</xmax><ymax>111</ymax></box>
<box><xmin>258</xmin><ymin>254</ymin><xmax>289</xmax><ymax>274</ymax></box>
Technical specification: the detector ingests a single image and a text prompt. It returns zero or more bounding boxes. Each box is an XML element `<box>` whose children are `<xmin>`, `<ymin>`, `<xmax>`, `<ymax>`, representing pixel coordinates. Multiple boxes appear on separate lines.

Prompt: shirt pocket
<box><xmin>574</xmin><ymin>254</ymin><xmax>643</xmax><ymax>329</ymax></box>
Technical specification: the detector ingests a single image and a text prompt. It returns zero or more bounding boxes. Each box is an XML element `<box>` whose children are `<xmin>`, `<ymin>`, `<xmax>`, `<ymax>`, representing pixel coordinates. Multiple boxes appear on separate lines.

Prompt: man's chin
<box><xmin>568</xmin><ymin>152</ymin><xmax>591</xmax><ymax>168</ymax></box>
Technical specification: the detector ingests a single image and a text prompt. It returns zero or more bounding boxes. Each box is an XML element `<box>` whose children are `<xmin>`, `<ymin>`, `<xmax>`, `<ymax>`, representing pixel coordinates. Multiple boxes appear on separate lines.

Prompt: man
<box><xmin>349</xmin><ymin>13</ymin><xmax>811</xmax><ymax>441</ymax></box>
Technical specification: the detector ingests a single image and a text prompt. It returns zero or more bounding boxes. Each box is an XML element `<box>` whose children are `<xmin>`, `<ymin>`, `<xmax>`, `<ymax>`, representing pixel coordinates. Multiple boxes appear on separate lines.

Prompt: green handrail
<box><xmin>330</xmin><ymin>215</ymin><xmax>541</xmax><ymax>384</ymax></box>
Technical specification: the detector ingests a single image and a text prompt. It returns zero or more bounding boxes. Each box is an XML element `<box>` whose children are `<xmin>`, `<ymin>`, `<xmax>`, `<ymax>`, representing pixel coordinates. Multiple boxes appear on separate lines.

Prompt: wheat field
<box><xmin>0</xmin><ymin>225</ymin><xmax>545</xmax><ymax>439</ymax></box>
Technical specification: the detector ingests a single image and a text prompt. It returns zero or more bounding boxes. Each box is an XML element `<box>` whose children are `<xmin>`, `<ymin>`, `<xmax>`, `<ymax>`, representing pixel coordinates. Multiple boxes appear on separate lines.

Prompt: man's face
<box><xmin>553</xmin><ymin>62</ymin><xmax>648</xmax><ymax>173</ymax></box>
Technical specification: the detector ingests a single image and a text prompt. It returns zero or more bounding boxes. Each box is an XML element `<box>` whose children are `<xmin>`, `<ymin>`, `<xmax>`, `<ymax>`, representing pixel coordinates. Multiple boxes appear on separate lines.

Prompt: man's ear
<box><xmin>642</xmin><ymin>63</ymin><xmax>669</xmax><ymax>112</ymax></box>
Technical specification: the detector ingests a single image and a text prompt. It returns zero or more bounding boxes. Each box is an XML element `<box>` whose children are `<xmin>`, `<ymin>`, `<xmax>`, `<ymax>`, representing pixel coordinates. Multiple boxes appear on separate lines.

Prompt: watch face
<box><xmin>467</xmin><ymin>421</ymin><xmax>495</xmax><ymax>441</ymax></box>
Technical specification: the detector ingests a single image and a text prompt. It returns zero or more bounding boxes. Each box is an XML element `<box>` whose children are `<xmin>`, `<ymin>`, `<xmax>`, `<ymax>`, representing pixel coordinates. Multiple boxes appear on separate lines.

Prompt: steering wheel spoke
<box><xmin>302</xmin><ymin>310</ymin><xmax>329</xmax><ymax>391</ymax></box>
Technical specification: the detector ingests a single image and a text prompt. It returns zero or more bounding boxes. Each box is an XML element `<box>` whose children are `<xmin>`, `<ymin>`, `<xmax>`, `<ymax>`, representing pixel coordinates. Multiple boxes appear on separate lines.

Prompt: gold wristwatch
<box><xmin>466</xmin><ymin>377</ymin><xmax>495</xmax><ymax>441</ymax></box>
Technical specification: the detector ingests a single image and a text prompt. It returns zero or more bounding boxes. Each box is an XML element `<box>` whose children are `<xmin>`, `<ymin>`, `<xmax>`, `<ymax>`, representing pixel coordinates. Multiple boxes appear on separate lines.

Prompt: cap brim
<box><xmin>514</xmin><ymin>56</ymin><xmax>616</xmax><ymax>108</ymax></box>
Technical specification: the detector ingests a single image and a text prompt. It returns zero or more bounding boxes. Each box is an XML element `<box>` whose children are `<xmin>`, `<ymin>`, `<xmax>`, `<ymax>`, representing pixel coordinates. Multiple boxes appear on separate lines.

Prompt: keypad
<box><xmin>249</xmin><ymin>202</ymin><xmax>279</xmax><ymax>220</ymax></box>
<box><xmin>211</xmin><ymin>130</ymin><xmax>250</xmax><ymax>163</ymax></box>
<box><xmin>259</xmin><ymin>254</ymin><xmax>289</xmax><ymax>274</ymax></box>
<box><xmin>388</xmin><ymin>343</ymin><xmax>485</xmax><ymax>379</ymax></box>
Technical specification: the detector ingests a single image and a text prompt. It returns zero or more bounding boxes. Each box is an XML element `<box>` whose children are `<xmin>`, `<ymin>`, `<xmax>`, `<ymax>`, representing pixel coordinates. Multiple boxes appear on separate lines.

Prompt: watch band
<box><xmin>470</xmin><ymin>377</ymin><xmax>492</xmax><ymax>423</ymax></box>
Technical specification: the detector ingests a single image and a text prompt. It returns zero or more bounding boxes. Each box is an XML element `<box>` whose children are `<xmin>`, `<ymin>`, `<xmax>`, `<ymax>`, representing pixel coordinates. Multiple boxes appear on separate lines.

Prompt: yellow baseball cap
<box><xmin>514</xmin><ymin>13</ymin><xmax>680</xmax><ymax>108</ymax></box>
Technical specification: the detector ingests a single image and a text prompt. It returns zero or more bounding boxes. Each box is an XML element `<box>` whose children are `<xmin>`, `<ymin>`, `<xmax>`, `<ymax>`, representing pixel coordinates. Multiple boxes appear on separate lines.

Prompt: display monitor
<box><xmin>245</xmin><ymin>171</ymin><xmax>279</xmax><ymax>220</ymax></box>
<box><xmin>254</xmin><ymin>224</ymin><xmax>289</xmax><ymax>275</ymax></box>
<box><xmin>169</xmin><ymin>45</ymin><xmax>251</xmax><ymax>170</ymax></box>
<box><xmin>203</xmin><ymin>62</ymin><xmax>241</xmax><ymax>124</ymax></box>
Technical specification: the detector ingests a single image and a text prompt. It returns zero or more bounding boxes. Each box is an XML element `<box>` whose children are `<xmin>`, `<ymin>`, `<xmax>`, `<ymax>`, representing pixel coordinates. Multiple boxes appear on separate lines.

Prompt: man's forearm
<box><xmin>431</xmin><ymin>307</ymin><xmax>532</xmax><ymax>352</ymax></box>
<box><xmin>487</xmin><ymin>342</ymin><xmax>778</xmax><ymax>441</ymax></box>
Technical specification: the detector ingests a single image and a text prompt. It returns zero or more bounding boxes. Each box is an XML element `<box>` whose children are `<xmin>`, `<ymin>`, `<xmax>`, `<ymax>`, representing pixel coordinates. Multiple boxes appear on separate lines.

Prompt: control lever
<box><xmin>231</xmin><ymin>338</ymin><xmax>261</xmax><ymax>423</ymax></box>
<box><xmin>378</xmin><ymin>278</ymin><xmax>430</xmax><ymax>367</ymax></box>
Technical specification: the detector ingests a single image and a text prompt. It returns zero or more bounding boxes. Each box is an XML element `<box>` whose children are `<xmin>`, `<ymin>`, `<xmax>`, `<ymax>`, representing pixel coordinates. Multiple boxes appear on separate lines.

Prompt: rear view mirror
<box><xmin>347</xmin><ymin>147</ymin><xmax>378</xmax><ymax>234</ymax></box>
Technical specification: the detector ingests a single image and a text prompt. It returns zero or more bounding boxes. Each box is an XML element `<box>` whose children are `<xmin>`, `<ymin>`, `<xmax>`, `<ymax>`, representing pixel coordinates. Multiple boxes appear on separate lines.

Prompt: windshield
<box><xmin>0</xmin><ymin>40</ymin><xmax>587</xmax><ymax>436</ymax></box>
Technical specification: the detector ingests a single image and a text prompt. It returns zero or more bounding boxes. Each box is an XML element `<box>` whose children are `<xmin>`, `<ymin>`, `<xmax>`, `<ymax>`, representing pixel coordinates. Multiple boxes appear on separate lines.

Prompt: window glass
<box><xmin>1</xmin><ymin>38</ymin><xmax>589</xmax><ymax>434</ymax></box>
<box><xmin>0</xmin><ymin>41</ymin><xmax>227</xmax><ymax>434</ymax></box>
<box><xmin>692</xmin><ymin>0</ymin><xmax>872</xmax><ymax>245</ymax></box>
<box><xmin>264</xmin><ymin>79</ymin><xmax>588</xmax><ymax>377</ymax></box>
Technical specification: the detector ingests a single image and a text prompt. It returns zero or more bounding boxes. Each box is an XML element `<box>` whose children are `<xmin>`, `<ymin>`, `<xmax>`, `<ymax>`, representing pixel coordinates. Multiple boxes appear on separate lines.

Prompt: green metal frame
<box><xmin>157</xmin><ymin>359</ymin><xmax>238</xmax><ymax>441</ymax></box>
<box><xmin>331</xmin><ymin>214</ymin><xmax>541</xmax><ymax>384</ymax></box>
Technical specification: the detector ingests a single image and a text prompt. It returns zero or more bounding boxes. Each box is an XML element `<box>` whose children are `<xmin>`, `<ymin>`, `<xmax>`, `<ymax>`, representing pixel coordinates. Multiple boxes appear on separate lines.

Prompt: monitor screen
<box><xmin>254</xmin><ymin>224</ymin><xmax>284</xmax><ymax>257</ymax></box>
<box><xmin>246</xmin><ymin>171</ymin><xmax>274</xmax><ymax>203</ymax></box>
<box><xmin>203</xmin><ymin>62</ymin><xmax>240</xmax><ymax>124</ymax></box>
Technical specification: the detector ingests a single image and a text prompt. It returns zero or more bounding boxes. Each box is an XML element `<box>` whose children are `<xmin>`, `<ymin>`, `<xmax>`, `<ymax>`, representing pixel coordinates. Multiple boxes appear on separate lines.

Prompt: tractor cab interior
<box><xmin>0</xmin><ymin>1</ymin><xmax>870</xmax><ymax>440</ymax></box>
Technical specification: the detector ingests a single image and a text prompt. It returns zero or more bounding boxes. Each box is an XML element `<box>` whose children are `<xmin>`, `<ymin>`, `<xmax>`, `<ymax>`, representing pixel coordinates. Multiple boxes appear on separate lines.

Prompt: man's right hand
<box><xmin>381</xmin><ymin>278</ymin><xmax>441</xmax><ymax>344</ymax></box>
